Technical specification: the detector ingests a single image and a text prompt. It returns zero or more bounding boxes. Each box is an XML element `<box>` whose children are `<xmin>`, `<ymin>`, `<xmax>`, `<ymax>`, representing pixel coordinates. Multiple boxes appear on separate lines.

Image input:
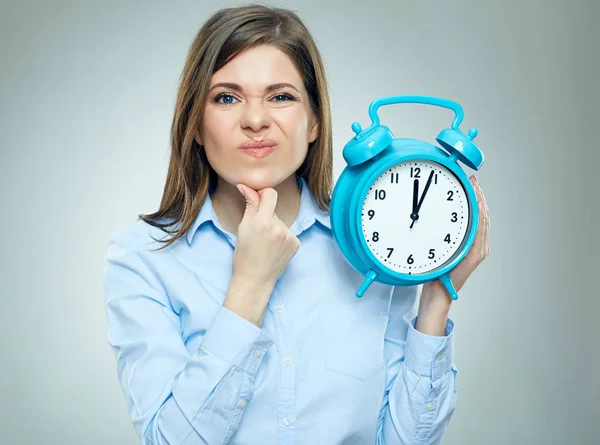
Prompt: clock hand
<box><xmin>410</xmin><ymin>170</ymin><xmax>435</xmax><ymax>229</ymax></box>
<box><xmin>415</xmin><ymin>170</ymin><xmax>435</xmax><ymax>213</ymax></box>
<box><xmin>410</xmin><ymin>179</ymin><xmax>419</xmax><ymax>228</ymax></box>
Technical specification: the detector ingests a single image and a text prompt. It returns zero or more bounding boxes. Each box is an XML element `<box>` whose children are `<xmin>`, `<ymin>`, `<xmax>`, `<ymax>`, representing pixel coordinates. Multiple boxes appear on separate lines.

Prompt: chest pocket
<box><xmin>318</xmin><ymin>298</ymin><xmax>389</xmax><ymax>381</ymax></box>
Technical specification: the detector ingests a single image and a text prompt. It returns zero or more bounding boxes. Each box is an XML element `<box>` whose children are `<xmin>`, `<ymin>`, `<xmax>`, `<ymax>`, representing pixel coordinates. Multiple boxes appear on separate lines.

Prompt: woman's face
<box><xmin>197</xmin><ymin>44</ymin><xmax>319</xmax><ymax>192</ymax></box>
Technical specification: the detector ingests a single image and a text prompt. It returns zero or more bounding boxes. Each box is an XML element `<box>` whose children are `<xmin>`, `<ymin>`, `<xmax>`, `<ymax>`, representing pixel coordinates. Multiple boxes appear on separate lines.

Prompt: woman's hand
<box><xmin>233</xmin><ymin>184</ymin><xmax>301</xmax><ymax>288</ymax></box>
<box><xmin>224</xmin><ymin>184</ymin><xmax>301</xmax><ymax>326</ymax></box>
<box><xmin>417</xmin><ymin>174</ymin><xmax>491</xmax><ymax>334</ymax></box>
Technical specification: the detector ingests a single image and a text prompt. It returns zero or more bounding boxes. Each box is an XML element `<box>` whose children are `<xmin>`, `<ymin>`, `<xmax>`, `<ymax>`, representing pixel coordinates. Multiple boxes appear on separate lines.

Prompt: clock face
<box><xmin>361</xmin><ymin>160</ymin><xmax>470</xmax><ymax>275</ymax></box>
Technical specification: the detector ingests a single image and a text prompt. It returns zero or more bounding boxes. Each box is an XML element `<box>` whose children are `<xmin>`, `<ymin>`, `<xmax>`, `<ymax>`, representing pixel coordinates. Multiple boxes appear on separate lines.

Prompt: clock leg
<box><xmin>356</xmin><ymin>270</ymin><xmax>378</xmax><ymax>298</ymax></box>
<box><xmin>438</xmin><ymin>273</ymin><xmax>459</xmax><ymax>300</ymax></box>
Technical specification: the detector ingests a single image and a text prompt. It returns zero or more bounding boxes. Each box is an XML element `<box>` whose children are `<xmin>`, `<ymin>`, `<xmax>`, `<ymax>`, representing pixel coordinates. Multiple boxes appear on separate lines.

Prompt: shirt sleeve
<box><xmin>377</xmin><ymin>284</ymin><xmax>458</xmax><ymax>445</ymax></box>
<box><xmin>103</xmin><ymin>237</ymin><xmax>274</xmax><ymax>445</ymax></box>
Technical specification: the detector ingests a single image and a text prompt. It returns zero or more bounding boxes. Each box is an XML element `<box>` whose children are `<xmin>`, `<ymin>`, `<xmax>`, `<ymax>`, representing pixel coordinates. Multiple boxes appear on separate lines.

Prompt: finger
<box><xmin>469</xmin><ymin>174</ymin><xmax>482</xmax><ymax>207</ymax></box>
<box><xmin>469</xmin><ymin>178</ymin><xmax>483</xmax><ymax>225</ymax></box>
<box><xmin>474</xmin><ymin>179</ymin><xmax>487</xmax><ymax>222</ymax></box>
<box><xmin>469</xmin><ymin>180</ymin><xmax>485</xmax><ymax>248</ymax></box>
<box><xmin>479</xmin><ymin>188</ymin><xmax>488</xmax><ymax>245</ymax></box>
<box><xmin>237</xmin><ymin>184</ymin><xmax>261</xmax><ymax>214</ymax></box>
<box><xmin>482</xmin><ymin>191</ymin><xmax>490</xmax><ymax>250</ymax></box>
<box><xmin>483</xmin><ymin>193</ymin><xmax>491</xmax><ymax>236</ymax></box>
<box><xmin>473</xmin><ymin>180</ymin><xmax>490</xmax><ymax>253</ymax></box>
<box><xmin>466</xmin><ymin>176</ymin><xmax>491</xmax><ymax>260</ymax></box>
<box><xmin>475</xmin><ymin>180</ymin><xmax>489</xmax><ymax>235</ymax></box>
<box><xmin>257</xmin><ymin>188</ymin><xmax>278</xmax><ymax>218</ymax></box>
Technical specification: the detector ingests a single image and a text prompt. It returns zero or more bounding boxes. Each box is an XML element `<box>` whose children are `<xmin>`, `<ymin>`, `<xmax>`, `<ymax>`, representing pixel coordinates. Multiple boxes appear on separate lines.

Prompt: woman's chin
<box><xmin>236</xmin><ymin>173</ymin><xmax>285</xmax><ymax>191</ymax></box>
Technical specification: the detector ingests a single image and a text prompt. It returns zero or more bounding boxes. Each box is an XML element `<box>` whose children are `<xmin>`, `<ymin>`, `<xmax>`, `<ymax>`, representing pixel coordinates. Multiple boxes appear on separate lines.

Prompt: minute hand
<box><xmin>410</xmin><ymin>170</ymin><xmax>435</xmax><ymax>229</ymax></box>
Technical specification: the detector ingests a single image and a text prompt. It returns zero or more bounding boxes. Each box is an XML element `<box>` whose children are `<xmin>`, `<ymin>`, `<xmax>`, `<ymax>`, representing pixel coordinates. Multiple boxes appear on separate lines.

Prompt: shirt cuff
<box><xmin>200</xmin><ymin>305</ymin><xmax>275</xmax><ymax>377</ymax></box>
<box><xmin>404</xmin><ymin>316</ymin><xmax>455</xmax><ymax>381</ymax></box>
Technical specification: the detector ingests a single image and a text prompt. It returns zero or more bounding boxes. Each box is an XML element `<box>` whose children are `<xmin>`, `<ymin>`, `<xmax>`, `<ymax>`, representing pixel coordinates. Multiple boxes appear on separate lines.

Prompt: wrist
<box><xmin>416</xmin><ymin>281</ymin><xmax>451</xmax><ymax>336</ymax></box>
<box><xmin>224</xmin><ymin>275</ymin><xmax>274</xmax><ymax>327</ymax></box>
<box><xmin>229</xmin><ymin>274</ymin><xmax>275</xmax><ymax>297</ymax></box>
<box><xmin>420</xmin><ymin>280</ymin><xmax>453</xmax><ymax>311</ymax></box>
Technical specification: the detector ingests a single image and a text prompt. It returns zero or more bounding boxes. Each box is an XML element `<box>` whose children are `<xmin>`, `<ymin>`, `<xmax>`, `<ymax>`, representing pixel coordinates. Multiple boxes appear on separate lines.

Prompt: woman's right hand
<box><xmin>232</xmin><ymin>184</ymin><xmax>300</xmax><ymax>287</ymax></box>
<box><xmin>223</xmin><ymin>183</ymin><xmax>300</xmax><ymax>326</ymax></box>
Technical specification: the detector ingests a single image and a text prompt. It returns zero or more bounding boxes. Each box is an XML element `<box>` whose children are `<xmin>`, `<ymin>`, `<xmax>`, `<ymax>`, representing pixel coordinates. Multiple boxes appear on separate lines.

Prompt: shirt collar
<box><xmin>185</xmin><ymin>175</ymin><xmax>331</xmax><ymax>245</ymax></box>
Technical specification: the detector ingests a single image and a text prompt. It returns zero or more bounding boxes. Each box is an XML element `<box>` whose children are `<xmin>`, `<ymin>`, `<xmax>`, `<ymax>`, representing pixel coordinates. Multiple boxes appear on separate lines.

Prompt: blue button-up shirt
<box><xmin>103</xmin><ymin>175</ymin><xmax>458</xmax><ymax>445</ymax></box>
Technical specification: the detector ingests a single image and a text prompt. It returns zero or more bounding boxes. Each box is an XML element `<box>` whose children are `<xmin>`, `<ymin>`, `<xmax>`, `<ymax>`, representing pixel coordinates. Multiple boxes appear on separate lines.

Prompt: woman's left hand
<box><xmin>421</xmin><ymin>174</ymin><xmax>491</xmax><ymax>307</ymax></box>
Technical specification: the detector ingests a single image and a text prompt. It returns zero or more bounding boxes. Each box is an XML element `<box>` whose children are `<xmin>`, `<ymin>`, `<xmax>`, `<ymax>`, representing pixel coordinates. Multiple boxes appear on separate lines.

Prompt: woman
<box><xmin>103</xmin><ymin>4</ymin><xmax>490</xmax><ymax>445</ymax></box>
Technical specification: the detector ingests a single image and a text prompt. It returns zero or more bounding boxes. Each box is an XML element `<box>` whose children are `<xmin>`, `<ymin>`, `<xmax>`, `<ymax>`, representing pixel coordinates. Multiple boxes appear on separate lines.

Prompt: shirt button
<box><xmin>275</xmin><ymin>305</ymin><xmax>284</xmax><ymax>313</ymax></box>
<box><xmin>283</xmin><ymin>356</ymin><xmax>292</xmax><ymax>365</ymax></box>
<box><xmin>283</xmin><ymin>416</ymin><xmax>293</xmax><ymax>426</ymax></box>
<box><xmin>255</xmin><ymin>350</ymin><xmax>262</xmax><ymax>358</ymax></box>
<box><xmin>435</xmin><ymin>352</ymin><xmax>443</xmax><ymax>361</ymax></box>
<box><xmin>426</xmin><ymin>402</ymin><xmax>435</xmax><ymax>411</ymax></box>
<box><xmin>238</xmin><ymin>399</ymin><xmax>247</xmax><ymax>408</ymax></box>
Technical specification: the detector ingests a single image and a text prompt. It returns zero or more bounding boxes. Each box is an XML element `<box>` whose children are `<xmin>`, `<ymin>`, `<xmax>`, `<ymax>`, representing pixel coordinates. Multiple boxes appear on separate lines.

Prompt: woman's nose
<box><xmin>240</xmin><ymin>100</ymin><xmax>271</xmax><ymax>132</ymax></box>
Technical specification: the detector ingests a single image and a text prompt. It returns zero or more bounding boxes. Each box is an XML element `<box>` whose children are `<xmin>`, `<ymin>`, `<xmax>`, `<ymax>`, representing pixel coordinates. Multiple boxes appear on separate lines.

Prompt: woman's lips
<box><xmin>239</xmin><ymin>146</ymin><xmax>276</xmax><ymax>158</ymax></box>
<box><xmin>239</xmin><ymin>139</ymin><xmax>277</xmax><ymax>149</ymax></box>
<box><xmin>238</xmin><ymin>139</ymin><xmax>277</xmax><ymax>158</ymax></box>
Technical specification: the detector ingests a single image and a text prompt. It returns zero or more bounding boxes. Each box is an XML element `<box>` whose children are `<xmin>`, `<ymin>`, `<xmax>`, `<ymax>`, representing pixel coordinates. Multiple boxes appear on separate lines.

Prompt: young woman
<box><xmin>103</xmin><ymin>4</ymin><xmax>491</xmax><ymax>445</ymax></box>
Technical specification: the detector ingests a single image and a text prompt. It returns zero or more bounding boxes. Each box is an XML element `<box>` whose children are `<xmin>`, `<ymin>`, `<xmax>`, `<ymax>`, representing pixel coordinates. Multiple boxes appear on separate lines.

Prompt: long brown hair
<box><xmin>139</xmin><ymin>4</ymin><xmax>333</xmax><ymax>250</ymax></box>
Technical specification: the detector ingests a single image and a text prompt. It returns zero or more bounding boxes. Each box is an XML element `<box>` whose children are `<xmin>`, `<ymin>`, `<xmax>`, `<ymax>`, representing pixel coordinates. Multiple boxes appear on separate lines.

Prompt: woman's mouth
<box><xmin>239</xmin><ymin>146</ymin><xmax>276</xmax><ymax>158</ymax></box>
<box><xmin>238</xmin><ymin>139</ymin><xmax>277</xmax><ymax>158</ymax></box>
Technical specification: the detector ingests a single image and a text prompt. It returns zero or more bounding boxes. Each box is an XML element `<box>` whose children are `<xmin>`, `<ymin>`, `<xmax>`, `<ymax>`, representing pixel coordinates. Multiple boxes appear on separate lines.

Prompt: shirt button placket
<box><xmin>272</xmin><ymin>285</ymin><xmax>296</xmax><ymax>443</ymax></box>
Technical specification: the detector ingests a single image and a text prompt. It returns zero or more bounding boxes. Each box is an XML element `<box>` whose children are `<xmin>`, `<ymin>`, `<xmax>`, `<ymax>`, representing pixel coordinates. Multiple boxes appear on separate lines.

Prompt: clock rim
<box><xmin>350</xmin><ymin>142</ymin><xmax>479</xmax><ymax>284</ymax></box>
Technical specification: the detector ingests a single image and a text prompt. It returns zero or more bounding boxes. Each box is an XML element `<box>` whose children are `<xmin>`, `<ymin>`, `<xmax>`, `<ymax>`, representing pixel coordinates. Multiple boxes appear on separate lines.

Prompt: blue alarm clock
<box><xmin>330</xmin><ymin>96</ymin><xmax>484</xmax><ymax>300</ymax></box>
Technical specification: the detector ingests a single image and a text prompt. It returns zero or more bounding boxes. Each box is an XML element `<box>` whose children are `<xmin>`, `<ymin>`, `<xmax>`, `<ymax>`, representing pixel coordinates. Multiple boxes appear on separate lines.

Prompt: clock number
<box><xmin>434</xmin><ymin>173</ymin><xmax>438</xmax><ymax>184</ymax></box>
<box><xmin>375</xmin><ymin>189</ymin><xmax>386</xmax><ymax>200</ymax></box>
<box><xmin>368</xmin><ymin>209</ymin><xmax>375</xmax><ymax>220</ymax></box>
<box><xmin>444</xmin><ymin>233</ymin><xmax>451</xmax><ymax>243</ymax></box>
<box><xmin>390</xmin><ymin>172</ymin><xmax>399</xmax><ymax>183</ymax></box>
<box><xmin>407</xmin><ymin>254</ymin><xmax>414</xmax><ymax>264</ymax></box>
<box><xmin>410</xmin><ymin>167</ymin><xmax>421</xmax><ymax>178</ymax></box>
<box><xmin>447</xmin><ymin>190</ymin><xmax>454</xmax><ymax>201</ymax></box>
<box><xmin>386</xmin><ymin>248</ymin><xmax>394</xmax><ymax>258</ymax></box>
<box><xmin>372</xmin><ymin>232</ymin><xmax>379</xmax><ymax>242</ymax></box>
<box><xmin>451</xmin><ymin>212</ymin><xmax>458</xmax><ymax>222</ymax></box>
<box><xmin>428</xmin><ymin>249</ymin><xmax>435</xmax><ymax>259</ymax></box>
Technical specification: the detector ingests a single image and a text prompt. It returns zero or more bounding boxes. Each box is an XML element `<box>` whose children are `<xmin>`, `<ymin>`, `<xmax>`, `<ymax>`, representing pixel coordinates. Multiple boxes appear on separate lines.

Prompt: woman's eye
<box><xmin>272</xmin><ymin>93</ymin><xmax>294</xmax><ymax>102</ymax></box>
<box><xmin>214</xmin><ymin>93</ymin><xmax>238</xmax><ymax>105</ymax></box>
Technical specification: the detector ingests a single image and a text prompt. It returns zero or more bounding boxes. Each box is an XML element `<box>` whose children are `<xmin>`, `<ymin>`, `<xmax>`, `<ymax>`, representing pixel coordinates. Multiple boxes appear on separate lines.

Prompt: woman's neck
<box><xmin>210</xmin><ymin>175</ymin><xmax>301</xmax><ymax>236</ymax></box>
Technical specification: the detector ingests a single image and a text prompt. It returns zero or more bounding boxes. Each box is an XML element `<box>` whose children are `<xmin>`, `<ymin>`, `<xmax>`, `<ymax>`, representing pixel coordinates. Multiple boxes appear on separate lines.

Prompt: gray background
<box><xmin>1</xmin><ymin>0</ymin><xmax>598</xmax><ymax>444</ymax></box>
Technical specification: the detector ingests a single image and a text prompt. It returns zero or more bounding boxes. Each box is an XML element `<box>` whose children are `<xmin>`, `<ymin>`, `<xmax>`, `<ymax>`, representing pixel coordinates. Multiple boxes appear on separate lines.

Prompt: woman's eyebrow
<box><xmin>208</xmin><ymin>82</ymin><xmax>300</xmax><ymax>93</ymax></box>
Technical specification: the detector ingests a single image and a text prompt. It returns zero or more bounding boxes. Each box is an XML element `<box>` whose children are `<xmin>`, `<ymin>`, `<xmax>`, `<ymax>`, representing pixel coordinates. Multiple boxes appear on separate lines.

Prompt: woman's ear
<box><xmin>194</xmin><ymin>130</ymin><xmax>203</xmax><ymax>146</ymax></box>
